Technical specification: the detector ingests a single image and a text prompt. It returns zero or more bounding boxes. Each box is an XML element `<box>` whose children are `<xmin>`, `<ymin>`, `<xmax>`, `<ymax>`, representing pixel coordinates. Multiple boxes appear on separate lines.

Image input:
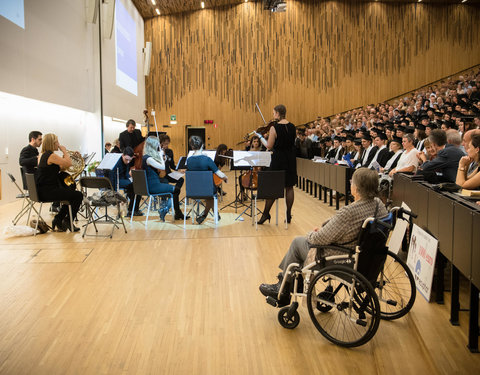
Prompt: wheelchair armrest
<box><xmin>309</xmin><ymin>244</ymin><xmax>355</xmax><ymax>255</ymax></box>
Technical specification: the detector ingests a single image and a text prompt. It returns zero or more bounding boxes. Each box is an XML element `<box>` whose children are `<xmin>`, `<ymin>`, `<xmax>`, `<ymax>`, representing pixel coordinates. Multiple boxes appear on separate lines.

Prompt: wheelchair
<box><xmin>264</xmin><ymin>207</ymin><xmax>416</xmax><ymax>347</ymax></box>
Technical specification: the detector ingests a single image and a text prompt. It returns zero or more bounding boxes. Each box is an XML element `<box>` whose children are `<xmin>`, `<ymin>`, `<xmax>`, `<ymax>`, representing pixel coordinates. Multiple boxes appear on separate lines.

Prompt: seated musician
<box><xmin>113</xmin><ymin>147</ymin><xmax>142</xmax><ymax>217</ymax></box>
<box><xmin>214</xmin><ymin>144</ymin><xmax>229</xmax><ymax>196</ymax></box>
<box><xmin>239</xmin><ymin>135</ymin><xmax>263</xmax><ymax>200</ymax></box>
<box><xmin>159</xmin><ymin>134</ymin><xmax>188</xmax><ymax>220</ymax></box>
<box><xmin>186</xmin><ymin>136</ymin><xmax>228</xmax><ymax>224</ymax></box>
<box><xmin>36</xmin><ymin>134</ymin><xmax>83</xmax><ymax>232</ymax></box>
<box><xmin>259</xmin><ymin>168</ymin><xmax>388</xmax><ymax>298</ymax></box>
<box><xmin>19</xmin><ymin>131</ymin><xmax>43</xmax><ymax>174</ymax></box>
<box><xmin>142</xmin><ymin>136</ymin><xmax>181</xmax><ymax>221</ymax></box>
<box><xmin>456</xmin><ymin>134</ymin><xmax>480</xmax><ymax>189</ymax></box>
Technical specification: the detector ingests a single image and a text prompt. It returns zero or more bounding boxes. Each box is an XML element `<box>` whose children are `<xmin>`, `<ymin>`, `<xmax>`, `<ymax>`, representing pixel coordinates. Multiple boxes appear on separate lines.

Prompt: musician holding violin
<box><xmin>254</xmin><ymin>104</ymin><xmax>297</xmax><ymax>224</ymax></box>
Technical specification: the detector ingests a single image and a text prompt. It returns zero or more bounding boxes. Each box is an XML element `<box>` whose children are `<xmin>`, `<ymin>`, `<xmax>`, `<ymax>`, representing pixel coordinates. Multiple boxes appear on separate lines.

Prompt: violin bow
<box><xmin>255</xmin><ymin>103</ymin><xmax>267</xmax><ymax>125</ymax></box>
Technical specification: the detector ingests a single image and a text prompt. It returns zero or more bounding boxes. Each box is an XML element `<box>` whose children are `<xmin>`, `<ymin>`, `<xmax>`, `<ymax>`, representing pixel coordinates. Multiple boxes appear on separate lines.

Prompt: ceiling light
<box><xmin>418</xmin><ymin>0</ymin><xmax>422</xmax><ymax>3</ymax></box>
<box><xmin>155</xmin><ymin>8</ymin><xmax>160</xmax><ymax>15</ymax></box>
<box><xmin>462</xmin><ymin>0</ymin><xmax>467</xmax><ymax>3</ymax></box>
<box><xmin>201</xmin><ymin>2</ymin><xmax>205</xmax><ymax>8</ymax></box>
<box><xmin>151</xmin><ymin>0</ymin><xmax>156</xmax><ymax>5</ymax></box>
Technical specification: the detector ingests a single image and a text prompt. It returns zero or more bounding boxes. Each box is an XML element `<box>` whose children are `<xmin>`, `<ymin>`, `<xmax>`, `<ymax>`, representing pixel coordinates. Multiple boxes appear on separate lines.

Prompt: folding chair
<box><xmin>7</xmin><ymin>172</ymin><xmax>39</xmax><ymax>225</ymax></box>
<box><xmin>184</xmin><ymin>171</ymin><xmax>219</xmax><ymax>228</ymax></box>
<box><xmin>25</xmin><ymin>173</ymin><xmax>74</xmax><ymax>235</ymax></box>
<box><xmin>254</xmin><ymin>171</ymin><xmax>287</xmax><ymax>230</ymax></box>
<box><xmin>130</xmin><ymin>170</ymin><xmax>174</xmax><ymax>226</ymax></box>
<box><xmin>79</xmin><ymin>177</ymin><xmax>127</xmax><ymax>238</ymax></box>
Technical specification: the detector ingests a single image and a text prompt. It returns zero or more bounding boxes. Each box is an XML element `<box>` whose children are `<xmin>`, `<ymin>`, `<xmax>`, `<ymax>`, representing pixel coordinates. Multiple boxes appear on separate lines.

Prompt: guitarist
<box><xmin>214</xmin><ymin>144</ymin><xmax>229</xmax><ymax>196</ymax></box>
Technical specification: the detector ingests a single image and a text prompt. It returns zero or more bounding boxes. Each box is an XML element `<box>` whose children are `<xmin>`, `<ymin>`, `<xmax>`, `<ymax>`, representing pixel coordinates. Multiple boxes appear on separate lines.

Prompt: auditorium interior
<box><xmin>1</xmin><ymin>0</ymin><xmax>480</xmax><ymax>374</ymax></box>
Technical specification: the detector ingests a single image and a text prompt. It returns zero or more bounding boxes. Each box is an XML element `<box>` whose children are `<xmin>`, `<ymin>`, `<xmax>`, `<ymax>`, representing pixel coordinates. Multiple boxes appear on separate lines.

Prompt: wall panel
<box><xmin>144</xmin><ymin>1</ymin><xmax>480</xmax><ymax>157</ymax></box>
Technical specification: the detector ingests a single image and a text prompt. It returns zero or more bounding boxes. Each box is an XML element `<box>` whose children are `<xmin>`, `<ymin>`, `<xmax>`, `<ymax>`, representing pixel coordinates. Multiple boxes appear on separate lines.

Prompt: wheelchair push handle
<box><xmin>391</xmin><ymin>206</ymin><xmax>417</xmax><ymax>220</ymax></box>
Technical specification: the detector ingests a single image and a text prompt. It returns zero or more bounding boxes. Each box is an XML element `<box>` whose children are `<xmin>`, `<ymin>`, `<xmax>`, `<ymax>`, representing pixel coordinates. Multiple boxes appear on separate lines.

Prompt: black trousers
<box><xmin>39</xmin><ymin>186</ymin><xmax>83</xmax><ymax>221</ymax></box>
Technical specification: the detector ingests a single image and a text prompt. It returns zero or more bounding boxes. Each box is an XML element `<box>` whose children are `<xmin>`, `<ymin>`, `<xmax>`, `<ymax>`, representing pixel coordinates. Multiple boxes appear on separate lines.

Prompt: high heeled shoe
<box><xmin>52</xmin><ymin>216</ymin><xmax>66</xmax><ymax>232</ymax></box>
<box><xmin>62</xmin><ymin>218</ymin><xmax>80</xmax><ymax>232</ymax></box>
<box><xmin>286</xmin><ymin>213</ymin><xmax>292</xmax><ymax>224</ymax></box>
<box><xmin>257</xmin><ymin>213</ymin><xmax>271</xmax><ymax>225</ymax></box>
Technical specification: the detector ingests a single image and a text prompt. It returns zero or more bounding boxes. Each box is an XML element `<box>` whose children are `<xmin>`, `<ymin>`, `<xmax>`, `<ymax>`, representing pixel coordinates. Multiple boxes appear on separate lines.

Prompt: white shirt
<box><xmin>416</xmin><ymin>139</ymin><xmax>425</xmax><ymax>152</ymax></box>
<box><xmin>362</xmin><ymin>145</ymin><xmax>374</xmax><ymax>166</ymax></box>
<box><xmin>396</xmin><ymin>148</ymin><xmax>419</xmax><ymax>172</ymax></box>
<box><xmin>334</xmin><ymin>146</ymin><xmax>343</xmax><ymax>160</ymax></box>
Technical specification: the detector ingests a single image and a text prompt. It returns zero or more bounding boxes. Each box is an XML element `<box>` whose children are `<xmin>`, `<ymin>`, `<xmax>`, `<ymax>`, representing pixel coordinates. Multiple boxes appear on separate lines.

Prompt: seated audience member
<box><xmin>446</xmin><ymin>129</ymin><xmax>463</xmax><ymax>150</ymax></box>
<box><xmin>142</xmin><ymin>136</ymin><xmax>181</xmax><ymax>221</ymax></box>
<box><xmin>351</xmin><ymin>139</ymin><xmax>363</xmax><ymax>163</ymax></box>
<box><xmin>111</xmin><ymin>139</ymin><xmax>121</xmax><ymax>153</ymax></box>
<box><xmin>186</xmin><ymin>136</ymin><xmax>228</xmax><ymax>224</ymax></box>
<box><xmin>295</xmin><ymin>129</ymin><xmax>313</xmax><ymax>159</ymax></box>
<box><xmin>259</xmin><ymin>168</ymin><xmax>388</xmax><ymax>299</ymax></box>
<box><xmin>36</xmin><ymin>134</ymin><xmax>83</xmax><ymax>232</ymax></box>
<box><xmin>113</xmin><ymin>147</ymin><xmax>142</xmax><ymax>217</ymax></box>
<box><xmin>105</xmin><ymin>142</ymin><xmax>112</xmax><ymax>154</ymax></box>
<box><xmin>456</xmin><ymin>134</ymin><xmax>480</xmax><ymax>189</ymax></box>
<box><xmin>417</xmin><ymin>129</ymin><xmax>465</xmax><ymax>183</ymax></box>
<box><xmin>381</xmin><ymin>136</ymin><xmax>403</xmax><ymax>173</ymax></box>
<box><xmin>359</xmin><ymin>135</ymin><xmax>377</xmax><ymax>167</ymax></box>
<box><xmin>20</xmin><ymin>131</ymin><xmax>43</xmax><ymax>174</ymax></box>
<box><xmin>389</xmin><ymin>134</ymin><xmax>419</xmax><ymax>176</ymax></box>
<box><xmin>462</xmin><ymin>129</ymin><xmax>480</xmax><ymax>174</ymax></box>
<box><xmin>368</xmin><ymin>133</ymin><xmax>391</xmax><ymax>169</ymax></box>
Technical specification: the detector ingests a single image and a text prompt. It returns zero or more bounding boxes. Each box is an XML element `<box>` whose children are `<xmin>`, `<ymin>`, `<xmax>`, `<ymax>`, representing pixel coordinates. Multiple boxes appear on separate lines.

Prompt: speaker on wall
<box><xmin>102</xmin><ymin>0</ymin><xmax>115</xmax><ymax>39</ymax></box>
<box><xmin>85</xmin><ymin>0</ymin><xmax>99</xmax><ymax>23</ymax></box>
<box><xmin>143</xmin><ymin>42</ymin><xmax>152</xmax><ymax>76</ymax></box>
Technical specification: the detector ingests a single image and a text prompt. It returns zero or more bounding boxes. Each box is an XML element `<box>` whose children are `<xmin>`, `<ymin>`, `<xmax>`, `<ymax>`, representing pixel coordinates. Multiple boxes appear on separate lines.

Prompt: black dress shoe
<box><xmin>196</xmin><ymin>213</ymin><xmax>208</xmax><ymax>224</ymax></box>
<box><xmin>175</xmin><ymin>213</ymin><xmax>190</xmax><ymax>220</ymax></box>
<box><xmin>52</xmin><ymin>216</ymin><xmax>66</xmax><ymax>232</ymax></box>
<box><xmin>259</xmin><ymin>282</ymin><xmax>281</xmax><ymax>299</ymax></box>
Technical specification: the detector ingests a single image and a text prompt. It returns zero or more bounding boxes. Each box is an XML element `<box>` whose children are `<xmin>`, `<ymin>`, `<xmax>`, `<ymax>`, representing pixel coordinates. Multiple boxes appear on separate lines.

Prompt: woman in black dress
<box><xmin>256</xmin><ymin>104</ymin><xmax>297</xmax><ymax>224</ymax></box>
<box><xmin>36</xmin><ymin>133</ymin><xmax>84</xmax><ymax>231</ymax></box>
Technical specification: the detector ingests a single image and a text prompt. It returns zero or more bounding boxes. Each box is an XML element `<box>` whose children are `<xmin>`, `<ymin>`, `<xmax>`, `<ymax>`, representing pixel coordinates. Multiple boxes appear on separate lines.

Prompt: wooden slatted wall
<box><xmin>144</xmin><ymin>0</ymin><xmax>480</xmax><ymax>156</ymax></box>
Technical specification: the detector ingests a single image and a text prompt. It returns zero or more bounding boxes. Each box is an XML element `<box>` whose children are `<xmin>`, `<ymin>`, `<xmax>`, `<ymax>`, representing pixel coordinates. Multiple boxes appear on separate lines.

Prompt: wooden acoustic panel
<box><xmin>143</xmin><ymin>1</ymin><xmax>480</xmax><ymax>158</ymax></box>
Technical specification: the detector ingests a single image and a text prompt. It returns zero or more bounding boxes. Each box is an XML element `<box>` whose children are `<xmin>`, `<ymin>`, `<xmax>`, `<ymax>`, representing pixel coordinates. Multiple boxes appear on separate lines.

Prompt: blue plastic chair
<box><xmin>184</xmin><ymin>171</ymin><xmax>218</xmax><ymax>228</ymax></box>
<box><xmin>130</xmin><ymin>170</ymin><xmax>174</xmax><ymax>226</ymax></box>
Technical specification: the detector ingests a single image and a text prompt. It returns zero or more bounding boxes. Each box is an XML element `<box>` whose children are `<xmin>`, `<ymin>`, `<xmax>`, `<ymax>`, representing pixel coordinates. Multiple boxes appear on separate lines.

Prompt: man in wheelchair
<box><xmin>259</xmin><ymin>168</ymin><xmax>388</xmax><ymax>302</ymax></box>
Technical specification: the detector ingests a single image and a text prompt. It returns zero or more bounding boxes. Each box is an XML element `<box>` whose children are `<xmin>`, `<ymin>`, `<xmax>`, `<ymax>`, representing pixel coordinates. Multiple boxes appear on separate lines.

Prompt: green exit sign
<box><xmin>170</xmin><ymin>115</ymin><xmax>177</xmax><ymax>125</ymax></box>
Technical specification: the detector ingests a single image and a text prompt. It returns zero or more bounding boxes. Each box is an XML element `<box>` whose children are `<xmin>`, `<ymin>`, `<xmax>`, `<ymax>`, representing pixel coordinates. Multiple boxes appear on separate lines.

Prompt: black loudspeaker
<box><xmin>185</xmin><ymin>127</ymin><xmax>206</xmax><ymax>154</ymax></box>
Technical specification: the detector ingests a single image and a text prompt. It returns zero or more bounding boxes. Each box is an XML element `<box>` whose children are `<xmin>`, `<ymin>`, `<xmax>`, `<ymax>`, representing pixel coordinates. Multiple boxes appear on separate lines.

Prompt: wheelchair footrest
<box><xmin>266</xmin><ymin>296</ymin><xmax>278</xmax><ymax>307</ymax></box>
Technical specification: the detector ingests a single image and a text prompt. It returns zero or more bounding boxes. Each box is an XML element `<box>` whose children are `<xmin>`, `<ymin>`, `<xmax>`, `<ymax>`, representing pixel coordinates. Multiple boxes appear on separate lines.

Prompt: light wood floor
<box><xmin>0</xmin><ymin>171</ymin><xmax>479</xmax><ymax>375</ymax></box>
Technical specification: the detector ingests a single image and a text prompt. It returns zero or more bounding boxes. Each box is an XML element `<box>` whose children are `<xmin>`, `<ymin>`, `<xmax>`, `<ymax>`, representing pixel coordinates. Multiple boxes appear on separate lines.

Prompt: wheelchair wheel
<box><xmin>307</xmin><ymin>266</ymin><xmax>381</xmax><ymax>347</ymax></box>
<box><xmin>278</xmin><ymin>304</ymin><xmax>300</xmax><ymax>329</ymax></box>
<box><xmin>375</xmin><ymin>251</ymin><xmax>416</xmax><ymax>320</ymax></box>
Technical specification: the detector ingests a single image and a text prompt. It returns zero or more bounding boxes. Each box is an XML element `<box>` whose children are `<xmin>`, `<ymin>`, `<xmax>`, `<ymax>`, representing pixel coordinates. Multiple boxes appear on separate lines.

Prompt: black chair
<box><xmin>184</xmin><ymin>171</ymin><xmax>218</xmax><ymax>228</ymax></box>
<box><xmin>79</xmin><ymin>177</ymin><xmax>127</xmax><ymax>238</ymax></box>
<box><xmin>254</xmin><ymin>170</ymin><xmax>286</xmax><ymax>229</ymax></box>
<box><xmin>130</xmin><ymin>170</ymin><xmax>174</xmax><ymax>226</ymax></box>
<box><xmin>25</xmin><ymin>173</ymin><xmax>74</xmax><ymax>235</ymax></box>
<box><xmin>7</xmin><ymin>172</ymin><xmax>38</xmax><ymax>225</ymax></box>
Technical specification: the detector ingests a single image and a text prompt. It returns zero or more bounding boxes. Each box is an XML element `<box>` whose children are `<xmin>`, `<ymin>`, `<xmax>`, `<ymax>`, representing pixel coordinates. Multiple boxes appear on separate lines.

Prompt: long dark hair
<box><xmin>215</xmin><ymin>144</ymin><xmax>228</xmax><ymax>167</ymax></box>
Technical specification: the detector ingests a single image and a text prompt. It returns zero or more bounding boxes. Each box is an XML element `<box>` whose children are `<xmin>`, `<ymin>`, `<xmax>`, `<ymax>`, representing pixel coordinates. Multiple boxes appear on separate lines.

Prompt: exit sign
<box><xmin>204</xmin><ymin>120</ymin><xmax>214</xmax><ymax>124</ymax></box>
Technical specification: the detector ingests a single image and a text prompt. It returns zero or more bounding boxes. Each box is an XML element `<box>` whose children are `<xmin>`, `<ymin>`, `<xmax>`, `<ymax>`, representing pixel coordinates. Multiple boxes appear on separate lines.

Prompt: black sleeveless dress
<box><xmin>36</xmin><ymin>151</ymin><xmax>61</xmax><ymax>196</ymax></box>
<box><xmin>269</xmin><ymin>122</ymin><xmax>297</xmax><ymax>187</ymax></box>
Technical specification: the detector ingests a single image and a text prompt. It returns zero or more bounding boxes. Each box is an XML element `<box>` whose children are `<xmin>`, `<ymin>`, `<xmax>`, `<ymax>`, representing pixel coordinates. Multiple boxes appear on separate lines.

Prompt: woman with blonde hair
<box><xmin>142</xmin><ymin>136</ymin><xmax>181</xmax><ymax>221</ymax></box>
<box><xmin>36</xmin><ymin>133</ymin><xmax>83</xmax><ymax>231</ymax></box>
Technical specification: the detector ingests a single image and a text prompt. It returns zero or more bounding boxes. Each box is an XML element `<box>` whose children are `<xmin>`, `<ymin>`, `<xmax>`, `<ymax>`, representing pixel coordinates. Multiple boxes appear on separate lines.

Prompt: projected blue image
<box><xmin>115</xmin><ymin>0</ymin><xmax>137</xmax><ymax>96</ymax></box>
<box><xmin>0</xmin><ymin>0</ymin><xmax>25</xmax><ymax>29</ymax></box>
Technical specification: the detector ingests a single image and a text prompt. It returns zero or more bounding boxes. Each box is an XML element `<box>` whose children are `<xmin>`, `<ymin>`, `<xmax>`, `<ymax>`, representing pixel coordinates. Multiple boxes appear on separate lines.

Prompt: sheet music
<box><xmin>233</xmin><ymin>151</ymin><xmax>271</xmax><ymax>167</ymax></box>
<box><xmin>97</xmin><ymin>153</ymin><xmax>122</xmax><ymax>170</ymax></box>
<box><xmin>168</xmin><ymin>171</ymin><xmax>185</xmax><ymax>180</ymax></box>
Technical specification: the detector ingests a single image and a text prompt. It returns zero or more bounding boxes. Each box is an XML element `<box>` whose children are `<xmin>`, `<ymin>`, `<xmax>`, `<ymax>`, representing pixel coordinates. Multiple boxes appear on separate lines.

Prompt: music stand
<box><xmin>220</xmin><ymin>154</ymin><xmax>250</xmax><ymax>212</ymax></box>
<box><xmin>232</xmin><ymin>151</ymin><xmax>271</xmax><ymax>221</ymax></box>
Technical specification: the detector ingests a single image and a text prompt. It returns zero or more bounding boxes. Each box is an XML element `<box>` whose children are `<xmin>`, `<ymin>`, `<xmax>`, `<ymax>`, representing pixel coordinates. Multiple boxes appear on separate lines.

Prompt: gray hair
<box><xmin>189</xmin><ymin>136</ymin><xmax>203</xmax><ymax>150</ymax></box>
<box><xmin>351</xmin><ymin>168</ymin><xmax>379</xmax><ymax>200</ymax></box>
<box><xmin>446</xmin><ymin>129</ymin><xmax>462</xmax><ymax>146</ymax></box>
<box><xmin>402</xmin><ymin>133</ymin><xmax>415</xmax><ymax>145</ymax></box>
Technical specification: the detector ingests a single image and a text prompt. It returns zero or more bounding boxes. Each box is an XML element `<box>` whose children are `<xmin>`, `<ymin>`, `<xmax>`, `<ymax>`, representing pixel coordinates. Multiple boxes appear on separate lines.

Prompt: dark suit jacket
<box><xmin>119</xmin><ymin>129</ymin><xmax>144</xmax><ymax>151</ymax></box>
<box><xmin>376</xmin><ymin>148</ymin><xmax>393</xmax><ymax>168</ymax></box>
<box><xmin>164</xmin><ymin>148</ymin><xmax>176</xmax><ymax>174</ymax></box>
<box><xmin>361</xmin><ymin>146</ymin><xmax>378</xmax><ymax>167</ymax></box>
<box><xmin>19</xmin><ymin>144</ymin><xmax>39</xmax><ymax>174</ymax></box>
<box><xmin>419</xmin><ymin>144</ymin><xmax>465</xmax><ymax>183</ymax></box>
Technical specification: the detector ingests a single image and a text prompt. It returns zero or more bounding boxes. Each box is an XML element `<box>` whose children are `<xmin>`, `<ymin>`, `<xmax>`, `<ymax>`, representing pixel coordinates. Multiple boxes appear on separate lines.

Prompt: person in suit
<box><xmin>119</xmin><ymin>119</ymin><xmax>144</xmax><ymax>152</ymax></box>
<box><xmin>19</xmin><ymin>131</ymin><xmax>42</xmax><ymax>174</ymax></box>
<box><xmin>259</xmin><ymin>168</ymin><xmax>388</xmax><ymax>301</ymax></box>
<box><xmin>359</xmin><ymin>134</ymin><xmax>378</xmax><ymax>167</ymax></box>
<box><xmin>417</xmin><ymin>129</ymin><xmax>466</xmax><ymax>183</ymax></box>
<box><xmin>368</xmin><ymin>133</ymin><xmax>392</xmax><ymax>169</ymax></box>
<box><xmin>295</xmin><ymin>129</ymin><xmax>314</xmax><ymax>159</ymax></box>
